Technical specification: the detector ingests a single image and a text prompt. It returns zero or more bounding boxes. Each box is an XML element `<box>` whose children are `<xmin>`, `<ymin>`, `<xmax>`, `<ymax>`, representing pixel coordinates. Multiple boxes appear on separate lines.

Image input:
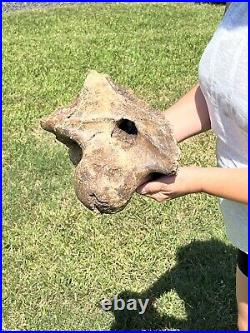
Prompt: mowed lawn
<box><xmin>3</xmin><ymin>3</ymin><xmax>237</xmax><ymax>330</ymax></box>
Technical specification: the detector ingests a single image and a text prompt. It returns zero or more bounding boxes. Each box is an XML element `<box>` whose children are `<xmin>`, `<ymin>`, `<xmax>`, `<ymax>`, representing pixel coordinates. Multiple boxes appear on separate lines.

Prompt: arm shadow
<box><xmin>109</xmin><ymin>239</ymin><xmax>237</xmax><ymax>330</ymax></box>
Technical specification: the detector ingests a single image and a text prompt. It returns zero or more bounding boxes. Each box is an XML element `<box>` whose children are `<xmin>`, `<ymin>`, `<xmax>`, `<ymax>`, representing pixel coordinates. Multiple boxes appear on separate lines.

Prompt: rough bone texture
<box><xmin>40</xmin><ymin>70</ymin><xmax>180</xmax><ymax>214</ymax></box>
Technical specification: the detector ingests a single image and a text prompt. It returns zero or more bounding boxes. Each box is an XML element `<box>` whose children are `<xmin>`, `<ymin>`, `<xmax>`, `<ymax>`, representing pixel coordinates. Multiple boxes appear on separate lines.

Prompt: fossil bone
<box><xmin>40</xmin><ymin>70</ymin><xmax>180</xmax><ymax>214</ymax></box>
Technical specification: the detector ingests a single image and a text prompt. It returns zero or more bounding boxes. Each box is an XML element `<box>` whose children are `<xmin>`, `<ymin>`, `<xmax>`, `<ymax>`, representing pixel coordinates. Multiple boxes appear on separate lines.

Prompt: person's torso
<box><xmin>198</xmin><ymin>2</ymin><xmax>248</xmax><ymax>253</ymax></box>
<box><xmin>199</xmin><ymin>2</ymin><xmax>248</xmax><ymax>168</ymax></box>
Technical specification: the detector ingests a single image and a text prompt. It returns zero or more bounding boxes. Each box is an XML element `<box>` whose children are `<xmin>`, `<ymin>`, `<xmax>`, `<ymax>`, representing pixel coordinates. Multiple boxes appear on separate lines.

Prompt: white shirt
<box><xmin>199</xmin><ymin>2</ymin><xmax>248</xmax><ymax>253</ymax></box>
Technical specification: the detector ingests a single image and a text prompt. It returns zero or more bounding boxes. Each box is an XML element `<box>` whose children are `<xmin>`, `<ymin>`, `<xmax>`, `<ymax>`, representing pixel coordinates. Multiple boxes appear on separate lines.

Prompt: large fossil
<box><xmin>40</xmin><ymin>71</ymin><xmax>179</xmax><ymax>214</ymax></box>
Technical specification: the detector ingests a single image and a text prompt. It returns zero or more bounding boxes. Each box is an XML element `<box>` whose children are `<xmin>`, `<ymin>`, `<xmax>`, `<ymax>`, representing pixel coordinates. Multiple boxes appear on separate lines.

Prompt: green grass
<box><xmin>3</xmin><ymin>3</ymin><xmax>237</xmax><ymax>330</ymax></box>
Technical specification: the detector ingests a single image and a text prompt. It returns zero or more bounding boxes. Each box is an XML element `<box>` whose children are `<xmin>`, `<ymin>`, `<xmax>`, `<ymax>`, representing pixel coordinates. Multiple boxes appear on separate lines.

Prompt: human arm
<box><xmin>137</xmin><ymin>84</ymin><xmax>247</xmax><ymax>205</ymax></box>
<box><xmin>164</xmin><ymin>84</ymin><xmax>211</xmax><ymax>142</ymax></box>
<box><xmin>137</xmin><ymin>166</ymin><xmax>248</xmax><ymax>205</ymax></box>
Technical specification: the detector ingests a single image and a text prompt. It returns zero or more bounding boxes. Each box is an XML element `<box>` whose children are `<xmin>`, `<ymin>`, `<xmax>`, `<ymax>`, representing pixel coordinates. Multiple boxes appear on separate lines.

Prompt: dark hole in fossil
<box><xmin>117</xmin><ymin>118</ymin><xmax>138</xmax><ymax>135</ymax></box>
<box><xmin>148</xmin><ymin>172</ymin><xmax>165</xmax><ymax>181</ymax></box>
<box><xmin>138</xmin><ymin>172</ymin><xmax>166</xmax><ymax>187</ymax></box>
<box><xmin>147</xmin><ymin>170</ymin><xmax>176</xmax><ymax>182</ymax></box>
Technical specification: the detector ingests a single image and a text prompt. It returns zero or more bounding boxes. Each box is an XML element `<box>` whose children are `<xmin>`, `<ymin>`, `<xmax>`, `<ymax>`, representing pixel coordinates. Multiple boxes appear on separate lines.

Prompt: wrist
<box><xmin>187</xmin><ymin>166</ymin><xmax>205</xmax><ymax>194</ymax></box>
<box><xmin>196</xmin><ymin>167</ymin><xmax>206</xmax><ymax>193</ymax></box>
<box><xmin>177</xmin><ymin>166</ymin><xmax>205</xmax><ymax>195</ymax></box>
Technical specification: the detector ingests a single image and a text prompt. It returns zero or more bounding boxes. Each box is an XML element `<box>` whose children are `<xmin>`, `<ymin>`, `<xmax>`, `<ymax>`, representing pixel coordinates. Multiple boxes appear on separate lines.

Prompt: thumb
<box><xmin>136</xmin><ymin>181</ymin><xmax>163</xmax><ymax>195</ymax></box>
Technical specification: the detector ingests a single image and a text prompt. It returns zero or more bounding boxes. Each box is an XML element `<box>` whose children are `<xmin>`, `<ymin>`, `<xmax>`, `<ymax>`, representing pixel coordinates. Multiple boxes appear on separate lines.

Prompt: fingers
<box><xmin>136</xmin><ymin>181</ymin><xmax>164</xmax><ymax>195</ymax></box>
<box><xmin>136</xmin><ymin>180</ymin><xmax>171</xmax><ymax>202</ymax></box>
<box><xmin>137</xmin><ymin>175</ymin><xmax>175</xmax><ymax>195</ymax></box>
<box><xmin>146</xmin><ymin>192</ymin><xmax>171</xmax><ymax>202</ymax></box>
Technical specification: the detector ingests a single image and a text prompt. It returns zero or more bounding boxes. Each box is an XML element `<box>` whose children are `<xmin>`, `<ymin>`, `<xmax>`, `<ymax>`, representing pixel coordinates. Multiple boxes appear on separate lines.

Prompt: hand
<box><xmin>136</xmin><ymin>166</ymin><xmax>204</xmax><ymax>203</ymax></box>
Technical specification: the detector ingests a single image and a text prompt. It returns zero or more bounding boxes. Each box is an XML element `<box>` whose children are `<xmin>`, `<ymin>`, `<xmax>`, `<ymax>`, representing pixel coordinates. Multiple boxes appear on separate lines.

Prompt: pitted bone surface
<box><xmin>40</xmin><ymin>70</ymin><xmax>180</xmax><ymax>214</ymax></box>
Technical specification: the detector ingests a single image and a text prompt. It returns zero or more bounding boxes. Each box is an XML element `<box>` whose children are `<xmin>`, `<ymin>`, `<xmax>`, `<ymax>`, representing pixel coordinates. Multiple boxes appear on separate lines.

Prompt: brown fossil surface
<box><xmin>40</xmin><ymin>70</ymin><xmax>180</xmax><ymax>214</ymax></box>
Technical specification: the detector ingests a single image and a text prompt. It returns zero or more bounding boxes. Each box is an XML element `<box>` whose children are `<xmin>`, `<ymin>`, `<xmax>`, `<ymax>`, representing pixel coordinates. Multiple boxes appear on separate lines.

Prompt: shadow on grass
<box><xmin>109</xmin><ymin>239</ymin><xmax>237</xmax><ymax>330</ymax></box>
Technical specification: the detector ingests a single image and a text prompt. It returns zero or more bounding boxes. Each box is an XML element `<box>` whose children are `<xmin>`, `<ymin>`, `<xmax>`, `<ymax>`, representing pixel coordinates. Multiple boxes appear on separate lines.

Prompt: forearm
<box><xmin>164</xmin><ymin>84</ymin><xmax>211</xmax><ymax>142</ymax></box>
<box><xmin>137</xmin><ymin>166</ymin><xmax>248</xmax><ymax>205</ymax></box>
<box><xmin>199</xmin><ymin>167</ymin><xmax>248</xmax><ymax>204</ymax></box>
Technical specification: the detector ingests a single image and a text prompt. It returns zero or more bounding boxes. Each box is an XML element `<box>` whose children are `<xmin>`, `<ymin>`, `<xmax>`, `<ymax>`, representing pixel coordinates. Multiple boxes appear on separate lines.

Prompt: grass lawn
<box><xmin>3</xmin><ymin>2</ymin><xmax>237</xmax><ymax>330</ymax></box>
